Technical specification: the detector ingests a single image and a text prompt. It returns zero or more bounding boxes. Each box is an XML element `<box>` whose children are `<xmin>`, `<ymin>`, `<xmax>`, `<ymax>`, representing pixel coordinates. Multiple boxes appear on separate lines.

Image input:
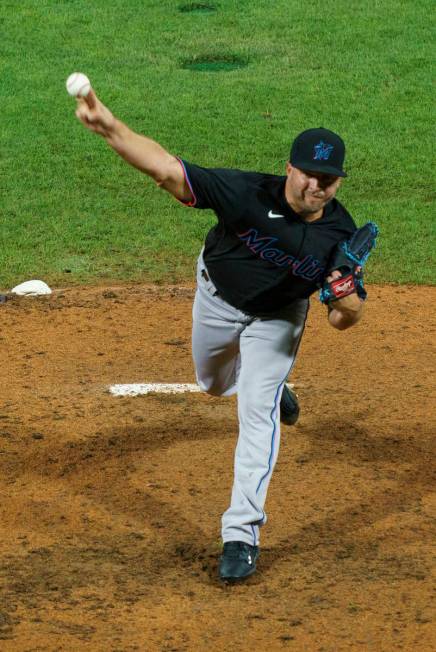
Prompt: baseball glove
<box><xmin>319</xmin><ymin>221</ymin><xmax>379</xmax><ymax>304</ymax></box>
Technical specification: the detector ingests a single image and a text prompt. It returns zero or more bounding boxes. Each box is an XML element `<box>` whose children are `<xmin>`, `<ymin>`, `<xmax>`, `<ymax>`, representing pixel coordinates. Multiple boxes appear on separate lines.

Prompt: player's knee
<box><xmin>197</xmin><ymin>378</ymin><xmax>225</xmax><ymax>396</ymax></box>
<box><xmin>238</xmin><ymin>383</ymin><xmax>275</xmax><ymax>421</ymax></box>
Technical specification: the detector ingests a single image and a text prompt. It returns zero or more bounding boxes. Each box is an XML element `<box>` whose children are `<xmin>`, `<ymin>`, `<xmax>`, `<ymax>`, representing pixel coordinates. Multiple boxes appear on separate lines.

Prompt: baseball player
<box><xmin>74</xmin><ymin>88</ymin><xmax>377</xmax><ymax>583</ymax></box>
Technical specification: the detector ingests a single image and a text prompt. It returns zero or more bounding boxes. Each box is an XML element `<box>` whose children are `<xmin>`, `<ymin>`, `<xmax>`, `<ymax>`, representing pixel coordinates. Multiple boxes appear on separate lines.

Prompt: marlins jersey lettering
<box><xmin>179</xmin><ymin>159</ymin><xmax>356</xmax><ymax>314</ymax></box>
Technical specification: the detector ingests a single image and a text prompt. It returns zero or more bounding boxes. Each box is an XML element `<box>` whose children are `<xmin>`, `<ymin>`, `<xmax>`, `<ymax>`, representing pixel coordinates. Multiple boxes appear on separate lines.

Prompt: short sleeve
<box><xmin>177</xmin><ymin>159</ymin><xmax>240</xmax><ymax>211</ymax></box>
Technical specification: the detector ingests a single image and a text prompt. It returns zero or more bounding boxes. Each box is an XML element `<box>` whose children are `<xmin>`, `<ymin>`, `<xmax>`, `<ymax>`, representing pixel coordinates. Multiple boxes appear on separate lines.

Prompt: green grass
<box><xmin>0</xmin><ymin>0</ymin><xmax>434</xmax><ymax>288</ymax></box>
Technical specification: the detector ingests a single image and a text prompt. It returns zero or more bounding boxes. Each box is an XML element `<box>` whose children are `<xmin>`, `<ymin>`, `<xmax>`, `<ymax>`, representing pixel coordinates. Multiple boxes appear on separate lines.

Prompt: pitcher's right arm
<box><xmin>75</xmin><ymin>89</ymin><xmax>192</xmax><ymax>203</ymax></box>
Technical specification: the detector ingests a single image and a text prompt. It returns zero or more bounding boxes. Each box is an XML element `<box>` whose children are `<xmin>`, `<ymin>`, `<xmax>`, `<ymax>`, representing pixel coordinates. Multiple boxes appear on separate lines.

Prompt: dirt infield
<box><xmin>0</xmin><ymin>284</ymin><xmax>434</xmax><ymax>652</ymax></box>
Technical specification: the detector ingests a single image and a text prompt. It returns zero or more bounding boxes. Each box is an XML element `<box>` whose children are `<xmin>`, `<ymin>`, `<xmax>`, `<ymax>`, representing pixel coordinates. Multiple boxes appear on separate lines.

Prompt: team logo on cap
<box><xmin>313</xmin><ymin>141</ymin><xmax>334</xmax><ymax>161</ymax></box>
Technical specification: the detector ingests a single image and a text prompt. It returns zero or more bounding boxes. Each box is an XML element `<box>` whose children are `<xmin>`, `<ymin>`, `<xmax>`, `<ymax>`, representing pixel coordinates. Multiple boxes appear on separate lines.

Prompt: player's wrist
<box><xmin>328</xmin><ymin>301</ymin><xmax>363</xmax><ymax>330</ymax></box>
<box><xmin>328</xmin><ymin>292</ymin><xmax>362</xmax><ymax>313</ymax></box>
<box><xmin>103</xmin><ymin>115</ymin><xmax>122</xmax><ymax>142</ymax></box>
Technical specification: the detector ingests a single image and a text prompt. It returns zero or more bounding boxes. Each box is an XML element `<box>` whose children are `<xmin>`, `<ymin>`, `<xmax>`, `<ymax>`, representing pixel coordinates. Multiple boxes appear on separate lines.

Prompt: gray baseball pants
<box><xmin>192</xmin><ymin>253</ymin><xmax>309</xmax><ymax>547</ymax></box>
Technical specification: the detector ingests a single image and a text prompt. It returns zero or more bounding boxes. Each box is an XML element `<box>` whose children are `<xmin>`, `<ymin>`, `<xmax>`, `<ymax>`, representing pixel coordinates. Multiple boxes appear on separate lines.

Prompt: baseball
<box><xmin>66</xmin><ymin>72</ymin><xmax>91</xmax><ymax>98</ymax></box>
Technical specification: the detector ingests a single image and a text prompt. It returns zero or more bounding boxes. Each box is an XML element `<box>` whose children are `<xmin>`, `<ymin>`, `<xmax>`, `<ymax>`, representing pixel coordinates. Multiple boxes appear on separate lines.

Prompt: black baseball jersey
<box><xmin>179</xmin><ymin>159</ymin><xmax>357</xmax><ymax>314</ymax></box>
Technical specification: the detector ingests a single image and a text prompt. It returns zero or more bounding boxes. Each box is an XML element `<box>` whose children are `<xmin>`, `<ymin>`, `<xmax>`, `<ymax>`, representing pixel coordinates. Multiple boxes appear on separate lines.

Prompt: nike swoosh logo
<box><xmin>268</xmin><ymin>210</ymin><xmax>285</xmax><ymax>219</ymax></box>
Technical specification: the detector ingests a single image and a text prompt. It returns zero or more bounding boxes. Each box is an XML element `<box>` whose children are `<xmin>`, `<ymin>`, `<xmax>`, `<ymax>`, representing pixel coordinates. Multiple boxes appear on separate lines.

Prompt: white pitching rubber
<box><xmin>109</xmin><ymin>383</ymin><xmax>201</xmax><ymax>396</ymax></box>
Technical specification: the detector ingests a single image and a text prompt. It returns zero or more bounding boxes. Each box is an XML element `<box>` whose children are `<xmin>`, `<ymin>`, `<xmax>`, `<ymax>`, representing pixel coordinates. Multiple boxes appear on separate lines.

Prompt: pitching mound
<box><xmin>0</xmin><ymin>284</ymin><xmax>434</xmax><ymax>651</ymax></box>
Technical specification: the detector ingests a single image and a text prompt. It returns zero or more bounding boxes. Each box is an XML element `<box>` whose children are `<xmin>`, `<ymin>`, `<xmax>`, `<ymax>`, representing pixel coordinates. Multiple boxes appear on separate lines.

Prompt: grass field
<box><xmin>0</xmin><ymin>0</ymin><xmax>434</xmax><ymax>288</ymax></box>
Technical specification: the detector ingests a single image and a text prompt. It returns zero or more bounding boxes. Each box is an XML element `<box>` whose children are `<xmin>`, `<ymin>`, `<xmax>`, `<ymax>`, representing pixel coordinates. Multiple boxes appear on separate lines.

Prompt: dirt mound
<box><xmin>0</xmin><ymin>284</ymin><xmax>434</xmax><ymax>651</ymax></box>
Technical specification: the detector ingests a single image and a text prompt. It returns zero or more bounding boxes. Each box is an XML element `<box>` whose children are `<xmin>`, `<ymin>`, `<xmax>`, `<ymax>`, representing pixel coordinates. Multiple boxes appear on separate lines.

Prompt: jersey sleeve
<box><xmin>177</xmin><ymin>159</ymin><xmax>240</xmax><ymax>211</ymax></box>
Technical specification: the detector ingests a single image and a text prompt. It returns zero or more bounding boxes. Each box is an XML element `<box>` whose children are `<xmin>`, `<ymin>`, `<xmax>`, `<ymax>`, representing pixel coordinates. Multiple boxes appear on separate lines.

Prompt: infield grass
<box><xmin>0</xmin><ymin>0</ymin><xmax>434</xmax><ymax>288</ymax></box>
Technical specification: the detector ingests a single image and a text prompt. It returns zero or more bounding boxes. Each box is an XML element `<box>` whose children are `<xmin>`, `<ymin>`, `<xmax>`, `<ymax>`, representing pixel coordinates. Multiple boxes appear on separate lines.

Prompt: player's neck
<box><xmin>301</xmin><ymin>209</ymin><xmax>323</xmax><ymax>223</ymax></box>
<box><xmin>287</xmin><ymin>200</ymin><xmax>324</xmax><ymax>222</ymax></box>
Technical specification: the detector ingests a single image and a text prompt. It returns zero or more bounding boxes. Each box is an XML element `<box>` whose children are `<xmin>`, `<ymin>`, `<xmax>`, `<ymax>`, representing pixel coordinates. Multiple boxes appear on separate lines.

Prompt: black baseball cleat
<box><xmin>219</xmin><ymin>541</ymin><xmax>260</xmax><ymax>583</ymax></box>
<box><xmin>280</xmin><ymin>384</ymin><xmax>300</xmax><ymax>425</ymax></box>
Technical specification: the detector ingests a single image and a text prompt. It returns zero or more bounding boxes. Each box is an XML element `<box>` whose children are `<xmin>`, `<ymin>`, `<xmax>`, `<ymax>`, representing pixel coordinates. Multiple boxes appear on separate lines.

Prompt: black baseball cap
<box><xmin>290</xmin><ymin>127</ymin><xmax>347</xmax><ymax>177</ymax></box>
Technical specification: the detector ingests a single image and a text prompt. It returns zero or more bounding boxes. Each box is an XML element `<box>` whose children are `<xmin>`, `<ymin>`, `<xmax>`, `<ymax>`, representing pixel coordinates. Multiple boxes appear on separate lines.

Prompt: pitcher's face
<box><xmin>285</xmin><ymin>163</ymin><xmax>342</xmax><ymax>218</ymax></box>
